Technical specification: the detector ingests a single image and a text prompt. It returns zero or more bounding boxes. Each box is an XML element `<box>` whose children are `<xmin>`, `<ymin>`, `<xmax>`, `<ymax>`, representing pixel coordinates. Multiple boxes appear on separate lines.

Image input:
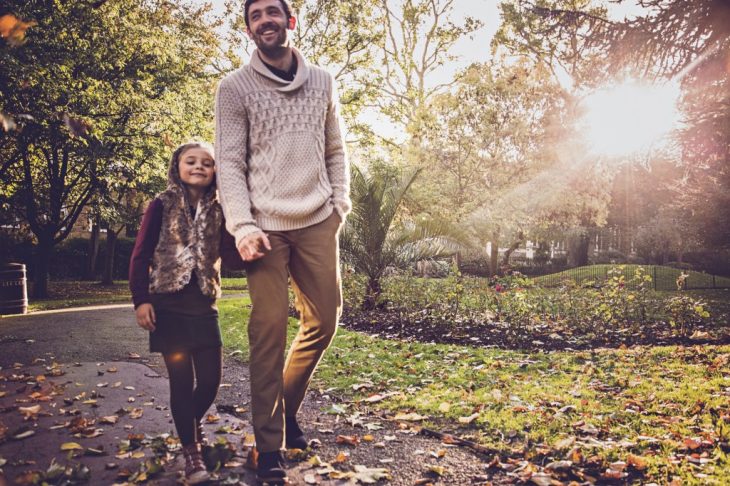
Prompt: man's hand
<box><xmin>238</xmin><ymin>231</ymin><xmax>272</xmax><ymax>261</ymax></box>
<box><xmin>135</xmin><ymin>303</ymin><xmax>156</xmax><ymax>331</ymax></box>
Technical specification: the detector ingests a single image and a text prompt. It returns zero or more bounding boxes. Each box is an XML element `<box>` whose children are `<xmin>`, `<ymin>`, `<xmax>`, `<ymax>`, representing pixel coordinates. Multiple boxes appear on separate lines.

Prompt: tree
<box><xmin>377</xmin><ymin>0</ymin><xmax>482</xmax><ymax>141</ymax></box>
<box><xmin>0</xmin><ymin>0</ymin><xmax>219</xmax><ymax>297</ymax></box>
<box><xmin>340</xmin><ymin>163</ymin><xmax>455</xmax><ymax>309</ymax></box>
<box><xmin>415</xmin><ymin>60</ymin><xmax>564</xmax><ymax>274</ymax></box>
<box><xmin>220</xmin><ymin>0</ymin><xmax>382</xmax><ymax>140</ymax></box>
<box><xmin>496</xmin><ymin>0</ymin><xmax>730</xmax><ymax>249</ymax></box>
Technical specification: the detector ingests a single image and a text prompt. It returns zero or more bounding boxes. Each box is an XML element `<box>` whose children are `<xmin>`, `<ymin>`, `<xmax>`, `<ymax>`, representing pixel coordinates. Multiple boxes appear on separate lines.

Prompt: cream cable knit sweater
<box><xmin>215</xmin><ymin>48</ymin><xmax>351</xmax><ymax>246</ymax></box>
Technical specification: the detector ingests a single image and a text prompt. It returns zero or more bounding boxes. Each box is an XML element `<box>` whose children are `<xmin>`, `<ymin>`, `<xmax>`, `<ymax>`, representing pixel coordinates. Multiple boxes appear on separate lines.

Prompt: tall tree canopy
<box><xmin>497</xmin><ymin>0</ymin><xmax>730</xmax><ymax>252</ymax></box>
<box><xmin>0</xmin><ymin>0</ymin><xmax>219</xmax><ymax>296</ymax></box>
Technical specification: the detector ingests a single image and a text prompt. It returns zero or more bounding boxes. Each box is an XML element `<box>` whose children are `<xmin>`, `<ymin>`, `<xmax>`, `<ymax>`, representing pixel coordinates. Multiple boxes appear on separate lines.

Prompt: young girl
<box><xmin>129</xmin><ymin>141</ymin><xmax>243</xmax><ymax>484</ymax></box>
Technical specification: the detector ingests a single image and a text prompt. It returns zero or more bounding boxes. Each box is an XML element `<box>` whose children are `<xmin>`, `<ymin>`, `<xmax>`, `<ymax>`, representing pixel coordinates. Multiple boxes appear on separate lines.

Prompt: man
<box><xmin>214</xmin><ymin>0</ymin><xmax>350</xmax><ymax>483</ymax></box>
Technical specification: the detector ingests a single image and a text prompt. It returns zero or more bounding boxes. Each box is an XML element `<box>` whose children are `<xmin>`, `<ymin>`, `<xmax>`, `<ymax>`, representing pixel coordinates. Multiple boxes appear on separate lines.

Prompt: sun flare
<box><xmin>579</xmin><ymin>80</ymin><xmax>681</xmax><ymax>157</ymax></box>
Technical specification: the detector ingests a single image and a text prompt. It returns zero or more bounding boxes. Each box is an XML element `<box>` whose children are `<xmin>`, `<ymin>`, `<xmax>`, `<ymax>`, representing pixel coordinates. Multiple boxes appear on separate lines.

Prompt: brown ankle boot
<box><xmin>182</xmin><ymin>442</ymin><xmax>210</xmax><ymax>484</ymax></box>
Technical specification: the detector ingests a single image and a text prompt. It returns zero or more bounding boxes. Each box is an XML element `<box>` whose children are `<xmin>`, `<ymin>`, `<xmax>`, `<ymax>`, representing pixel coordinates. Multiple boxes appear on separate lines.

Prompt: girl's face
<box><xmin>178</xmin><ymin>147</ymin><xmax>215</xmax><ymax>190</ymax></box>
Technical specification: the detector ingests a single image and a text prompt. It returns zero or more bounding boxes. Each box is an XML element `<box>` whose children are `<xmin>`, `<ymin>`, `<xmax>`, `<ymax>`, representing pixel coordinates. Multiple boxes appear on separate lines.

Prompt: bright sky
<box><xmin>208</xmin><ymin>0</ymin><xmax>501</xmax><ymax>81</ymax></box>
<box><xmin>205</xmin><ymin>0</ymin><xmax>650</xmax><ymax>142</ymax></box>
<box><xmin>206</xmin><ymin>0</ymin><xmax>647</xmax><ymax>75</ymax></box>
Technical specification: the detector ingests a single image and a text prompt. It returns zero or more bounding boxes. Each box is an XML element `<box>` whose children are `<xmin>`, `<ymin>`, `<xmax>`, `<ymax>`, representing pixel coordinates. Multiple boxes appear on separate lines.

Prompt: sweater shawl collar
<box><xmin>250</xmin><ymin>47</ymin><xmax>309</xmax><ymax>92</ymax></box>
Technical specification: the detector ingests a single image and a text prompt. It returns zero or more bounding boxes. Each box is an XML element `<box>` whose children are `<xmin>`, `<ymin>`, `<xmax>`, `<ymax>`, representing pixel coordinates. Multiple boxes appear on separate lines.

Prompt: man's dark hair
<box><xmin>244</xmin><ymin>0</ymin><xmax>292</xmax><ymax>29</ymax></box>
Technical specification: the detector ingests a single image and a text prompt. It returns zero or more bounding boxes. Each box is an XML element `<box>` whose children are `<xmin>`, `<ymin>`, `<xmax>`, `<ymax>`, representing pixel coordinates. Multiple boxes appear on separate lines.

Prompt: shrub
<box><xmin>591</xmin><ymin>249</ymin><xmax>628</xmax><ymax>264</ymax></box>
<box><xmin>666</xmin><ymin>295</ymin><xmax>711</xmax><ymax>337</ymax></box>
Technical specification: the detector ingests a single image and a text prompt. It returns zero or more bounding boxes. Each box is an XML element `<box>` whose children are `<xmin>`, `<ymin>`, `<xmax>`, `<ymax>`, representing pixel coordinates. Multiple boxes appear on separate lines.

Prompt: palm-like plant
<box><xmin>340</xmin><ymin>164</ymin><xmax>458</xmax><ymax>309</ymax></box>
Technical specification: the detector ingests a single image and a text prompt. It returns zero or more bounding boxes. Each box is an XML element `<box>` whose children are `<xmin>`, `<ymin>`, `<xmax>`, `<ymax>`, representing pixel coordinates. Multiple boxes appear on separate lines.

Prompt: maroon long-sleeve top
<box><xmin>129</xmin><ymin>198</ymin><xmax>245</xmax><ymax>308</ymax></box>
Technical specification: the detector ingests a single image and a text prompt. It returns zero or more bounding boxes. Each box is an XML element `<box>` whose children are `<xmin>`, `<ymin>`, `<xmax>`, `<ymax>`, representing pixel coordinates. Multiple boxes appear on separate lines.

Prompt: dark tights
<box><xmin>163</xmin><ymin>346</ymin><xmax>222</xmax><ymax>446</ymax></box>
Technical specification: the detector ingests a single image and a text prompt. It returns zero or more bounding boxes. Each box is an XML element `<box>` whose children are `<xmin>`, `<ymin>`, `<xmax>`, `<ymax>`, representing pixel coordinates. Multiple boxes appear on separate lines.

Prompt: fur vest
<box><xmin>148</xmin><ymin>183</ymin><xmax>223</xmax><ymax>299</ymax></box>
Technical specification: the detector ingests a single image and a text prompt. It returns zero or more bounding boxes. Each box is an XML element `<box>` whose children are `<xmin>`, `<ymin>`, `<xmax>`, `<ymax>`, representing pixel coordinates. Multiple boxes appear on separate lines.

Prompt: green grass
<box><xmin>533</xmin><ymin>264</ymin><xmax>730</xmax><ymax>291</ymax></box>
<box><xmin>219</xmin><ymin>297</ymin><xmax>730</xmax><ymax>484</ymax></box>
<box><xmin>22</xmin><ymin>278</ymin><xmax>249</xmax><ymax>312</ymax></box>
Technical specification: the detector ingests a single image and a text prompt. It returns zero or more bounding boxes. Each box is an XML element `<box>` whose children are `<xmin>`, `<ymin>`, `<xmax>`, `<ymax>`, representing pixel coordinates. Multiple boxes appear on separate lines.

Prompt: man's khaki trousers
<box><xmin>246</xmin><ymin>211</ymin><xmax>342</xmax><ymax>452</ymax></box>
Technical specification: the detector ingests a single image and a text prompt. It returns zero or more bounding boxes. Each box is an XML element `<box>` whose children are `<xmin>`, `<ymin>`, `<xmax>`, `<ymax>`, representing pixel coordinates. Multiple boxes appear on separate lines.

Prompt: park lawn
<box><xmin>219</xmin><ymin>297</ymin><xmax>730</xmax><ymax>484</ymax></box>
<box><xmin>532</xmin><ymin>264</ymin><xmax>730</xmax><ymax>291</ymax></box>
<box><xmin>24</xmin><ymin>278</ymin><xmax>249</xmax><ymax>312</ymax></box>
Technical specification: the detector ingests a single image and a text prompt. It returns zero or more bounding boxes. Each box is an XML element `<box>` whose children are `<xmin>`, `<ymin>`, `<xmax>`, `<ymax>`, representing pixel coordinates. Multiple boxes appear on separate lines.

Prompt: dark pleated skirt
<box><xmin>148</xmin><ymin>275</ymin><xmax>221</xmax><ymax>354</ymax></box>
<box><xmin>149</xmin><ymin>311</ymin><xmax>221</xmax><ymax>354</ymax></box>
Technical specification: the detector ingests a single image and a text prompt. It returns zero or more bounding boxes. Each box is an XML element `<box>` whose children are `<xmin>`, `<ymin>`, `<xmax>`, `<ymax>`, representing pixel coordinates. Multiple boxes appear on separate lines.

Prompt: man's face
<box><xmin>246</xmin><ymin>0</ymin><xmax>289</xmax><ymax>55</ymax></box>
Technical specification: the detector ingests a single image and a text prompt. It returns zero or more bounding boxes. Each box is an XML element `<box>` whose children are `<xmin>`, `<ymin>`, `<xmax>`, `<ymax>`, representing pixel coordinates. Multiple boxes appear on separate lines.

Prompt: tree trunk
<box><xmin>567</xmin><ymin>232</ymin><xmax>590</xmax><ymax>267</ymax></box>
<box><xmin>489</xmin><ymin>233</ymin><xmax>500</xmax><ymax>276</ymax></box>
<box><xmin>501</xmin><ymin>231</ymin><xmax>525</xmax><ymax>267</ymax></box>
<box><xmin>101</xmin><ymin>229</ymin><xmax>117</xmax><ymax>286</ymax></box>
<box><xmin>84</xmin><ymin>217</ymin><xmax>100</xmax><ymax>280</ymax></box>
<box><xmin>363</xmin><ymin>276</ymin><xmax>382</xmax><ymax>310</ymax></box>
<box><xmin>33</xmin><ymin>236</ymin><xmax>53</xmax><ymax>299</ymax></box>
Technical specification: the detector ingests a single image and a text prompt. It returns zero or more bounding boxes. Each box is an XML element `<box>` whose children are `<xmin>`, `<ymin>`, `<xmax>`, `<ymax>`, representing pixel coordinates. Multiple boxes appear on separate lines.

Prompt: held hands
<box><xmin>135</xmin><ymin>303</ymin><xmax>156</xmax><ymax>332</ymax></box>
<box><xmin>237</xmin><ymin>231</ymin><xmax>272</xmax><ymax>261</ymax></box>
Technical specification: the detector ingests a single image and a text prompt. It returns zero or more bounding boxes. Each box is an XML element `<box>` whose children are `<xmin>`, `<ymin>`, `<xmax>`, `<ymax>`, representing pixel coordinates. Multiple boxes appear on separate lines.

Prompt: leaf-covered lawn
<box><xmin>25</xmin><ymin>279</ymin><xmax>248</xmax><ymax>312</ymax></box>
<box><xmin>533</xmin><ymin>264</ymin><xmax>730</xmax><ymax>291</ymax></box>
<box><xmin>219</xmin><ymin>298</ymin><xmax>730</xmax><ymax>484</ymax></box>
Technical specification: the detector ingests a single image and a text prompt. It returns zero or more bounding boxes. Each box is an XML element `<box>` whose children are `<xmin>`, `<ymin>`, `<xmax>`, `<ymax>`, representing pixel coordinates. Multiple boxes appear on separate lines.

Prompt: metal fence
<box><xmin>530</xmin><ymin>265</ymin><xmax>730</xmax><ymax>291</ymax></box>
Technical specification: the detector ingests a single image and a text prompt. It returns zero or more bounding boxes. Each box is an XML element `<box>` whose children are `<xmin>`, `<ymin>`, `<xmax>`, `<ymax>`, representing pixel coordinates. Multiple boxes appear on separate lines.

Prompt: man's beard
<box><xmin>253</xmin><ymin>22</ymin><xmax>288</xmax><ymax>59</ymax></box>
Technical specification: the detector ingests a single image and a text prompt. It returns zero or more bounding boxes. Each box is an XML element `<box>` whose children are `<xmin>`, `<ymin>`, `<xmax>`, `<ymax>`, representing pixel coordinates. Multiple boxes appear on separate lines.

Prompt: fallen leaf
<box><xmin>428</xmin><ymin>465</ymin><xmax>447</xmax><ymax>476</ymax></box>
<box><xmin>12</xmin><ymin>427</ymin><xmax>35</xmax><ymax>440</ymax></box>
<box><xmin>13</xmin><ymin>471</ymin><xmax>42</xmax><ymax>485</ymax></box>
<box><xmin>0</xmin><ymin>14</ymin><xmax>37</xmax><ymax>46</ymax></box>
<box><xmin>545</xmin><ymin>460</ymin><xmax>572</xmax><ymax>471</ymax></box>
<box><xmin>601</xmin><ymin>469</ymin><xmax>628</xmax><ymax>480</ymax></box>
<box><xmin>334</xmin><ymin>451</ymin><xmax>349</xmax><ymax>463</ymax></box>
<box><xmin>362</xmin><ymin>393</ymin><xmax>386</xmax><ymax>403</ymax></box>
<box><xmin>458</xmin><ymin>412</ymin><xmax>480</xmax><ymax>424</ymax></box>
<box><xmin>206</xmin><ymin>414</ymin><xmax>220</xmax><ymax>423</ymax></box>
<box><xmin>129</xmin><ymin>408</ymin><xmax>144</xmax><ymax>419</ymax></box>
<box><xmin>330</xmin><ymin>465</ymin><xmax>391</xmax><ymax>483</ymax></box>
<box><xmin>627</xmin><ymin>454</ymin><xmax>648</xmax><ymax>470</ymax></box>
<box><xmin>555</xmin><ymin>436</ymin><xmax>576</xmax><ymax>450</ymax></box>
<box><xmin>335</xmin><ymin>435</ymin><xmax>360</xmax><ymax>446</ymax></box>
<box><xmin>530</xmin><ymin>472</ymin><xmax>558</xmax><ymax>486</ymax></box>
<box><xmin>100</xmin><ymin>415</ymin><xmax>119</xmax><ymax>425</ymax></box>
<box><xmin>394</xmin><ymin>412</ymin><xmax>427</xmax><ymax>421</ymax></box>
<box><xmin>18</xmin><ymin>405</ymin><xmax>41</xmax><ymax>420</ymax></box>
<box><xmin>304</xmin><ymin>473</ymin><xmax>318</xmax><ymax>484</ymax></box>
<box><xmin>60</xmin><ymin>442</ymin><xmax>83</xmax><ymax>451</ymax></box>
<box><xmin>684</xmin><ymin>438</ymin><xmax>701</xmax><ymax>450</ymax></box>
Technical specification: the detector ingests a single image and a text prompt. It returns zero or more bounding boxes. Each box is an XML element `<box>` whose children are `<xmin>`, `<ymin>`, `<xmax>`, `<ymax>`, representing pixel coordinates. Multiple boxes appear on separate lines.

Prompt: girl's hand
<box><xmin>135</xmin><ymin>303</ymin><xmax>156</xmax><ymax>331</ymax></box>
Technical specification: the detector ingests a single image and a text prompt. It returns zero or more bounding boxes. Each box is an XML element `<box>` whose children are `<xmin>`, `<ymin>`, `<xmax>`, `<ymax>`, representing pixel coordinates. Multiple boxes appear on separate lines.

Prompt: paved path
<box><xmin>0</xmin><ymin>306</ymin><xmax>494</xmax><ymax>485</ymax></box>
<box><xmin>0</xmin><ymin>306</ymin><xmax>261</xmax><ymax>484</ymax></box>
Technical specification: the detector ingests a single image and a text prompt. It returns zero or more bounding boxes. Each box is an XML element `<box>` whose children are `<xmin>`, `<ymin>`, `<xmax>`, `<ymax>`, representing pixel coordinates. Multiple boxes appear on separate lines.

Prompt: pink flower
<box><xmin>495</xmin><ymin>284</ymin><xmax>504</xmax><ymax>293</ymax></box>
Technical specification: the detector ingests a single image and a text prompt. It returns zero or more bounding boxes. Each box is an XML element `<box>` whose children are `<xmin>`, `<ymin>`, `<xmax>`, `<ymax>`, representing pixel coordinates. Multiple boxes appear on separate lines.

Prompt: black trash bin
<box><xmin>0</xmin><ymin>263</ymin><xmax>28</xmax><ymax>315</ymax></box>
